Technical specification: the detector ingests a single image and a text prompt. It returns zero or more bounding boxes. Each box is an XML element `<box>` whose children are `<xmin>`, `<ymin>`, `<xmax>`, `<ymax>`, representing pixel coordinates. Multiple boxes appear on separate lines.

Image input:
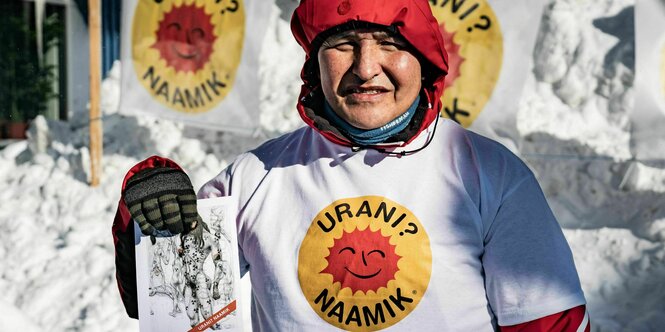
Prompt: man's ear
<box><xmin>419</xmin><ymin>57</ymin><xmax>440</xmax><ymax>87</ymax></box>
<box><xmin>304</xmin><ymin>58</ymin><xmax>321</xmax><ymax>88</ymax></box>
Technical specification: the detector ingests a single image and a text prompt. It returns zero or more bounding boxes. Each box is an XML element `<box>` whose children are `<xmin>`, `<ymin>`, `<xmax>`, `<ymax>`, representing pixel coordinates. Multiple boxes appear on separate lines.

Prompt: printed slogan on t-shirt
<box><xmin>298</xmin><ymin>196</ymin><xmax>432</xmax><ymax>331</ymax></box>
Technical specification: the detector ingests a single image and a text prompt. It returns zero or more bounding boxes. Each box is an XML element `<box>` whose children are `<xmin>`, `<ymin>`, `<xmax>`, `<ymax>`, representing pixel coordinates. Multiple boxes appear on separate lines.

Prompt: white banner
<box><xmin>120</xmin><ymin>0</ymin><xmax>269</xmax><ymax>134</ymax></box>
<box><xmin>428</xmin><ymin>0</ymin><xmax>547</xmax><ymax>149</ymax></box>
<box><xmin>633</xmin><ymin>0</ymin><xmax>665</xmax><ymax>160</ymax></box>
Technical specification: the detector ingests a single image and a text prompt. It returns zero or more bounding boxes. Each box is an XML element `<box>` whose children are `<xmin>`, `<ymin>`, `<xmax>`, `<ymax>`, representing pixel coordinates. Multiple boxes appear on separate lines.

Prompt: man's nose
<box><xmin>352</xmin><ymin>44</ymin><xmax>382</xmax><ymax>81</ymax></box>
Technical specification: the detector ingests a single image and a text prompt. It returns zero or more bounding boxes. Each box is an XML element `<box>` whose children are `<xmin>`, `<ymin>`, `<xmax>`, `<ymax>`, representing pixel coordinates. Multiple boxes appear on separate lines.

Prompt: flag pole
<box><xmin>89</xmin><ymin>0</ymin><xmax>102</xmax><ymax>186</ymax></box>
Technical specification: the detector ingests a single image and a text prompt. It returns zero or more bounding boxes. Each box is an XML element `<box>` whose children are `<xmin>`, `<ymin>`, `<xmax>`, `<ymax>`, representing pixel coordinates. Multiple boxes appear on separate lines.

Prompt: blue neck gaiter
<box><xmin>322</xmin><ymin>95</ymin><xmax>420</xmax><ymax>145</ymax></box>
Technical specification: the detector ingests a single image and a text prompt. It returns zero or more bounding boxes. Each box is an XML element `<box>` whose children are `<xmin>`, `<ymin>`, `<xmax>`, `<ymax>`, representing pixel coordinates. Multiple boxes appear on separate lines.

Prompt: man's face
<box><xmin>317</xmin><ymin>29</ymin><xmax>422</xmax><ymax>130</ymax></box>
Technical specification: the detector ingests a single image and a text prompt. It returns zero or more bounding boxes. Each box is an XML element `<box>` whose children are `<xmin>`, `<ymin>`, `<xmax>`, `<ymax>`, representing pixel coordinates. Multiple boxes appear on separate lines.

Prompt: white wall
<box><xmin>66</xmin><ymin>1</ymin><xmax>89</xmax><ymax>120</ymax></box>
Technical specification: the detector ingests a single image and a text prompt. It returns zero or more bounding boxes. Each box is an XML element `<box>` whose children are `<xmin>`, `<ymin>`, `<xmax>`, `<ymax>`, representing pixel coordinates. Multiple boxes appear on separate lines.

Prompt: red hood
<box><xmin>290</xmin><ymin>0</ymin><xmax>448</xmax><ymax>147</ymax></box>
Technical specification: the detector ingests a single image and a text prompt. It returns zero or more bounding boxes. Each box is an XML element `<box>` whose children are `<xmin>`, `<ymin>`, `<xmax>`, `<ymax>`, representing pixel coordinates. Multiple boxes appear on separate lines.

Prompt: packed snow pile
<box><xmin>0</xmin><ymin>0</ymin><xmax>663</xmax><ymax>331</ymax></box>
<box><xmin>518</xmin><ymin>0</ymin><xmax>665</xmax><ymax>330</ymax></box>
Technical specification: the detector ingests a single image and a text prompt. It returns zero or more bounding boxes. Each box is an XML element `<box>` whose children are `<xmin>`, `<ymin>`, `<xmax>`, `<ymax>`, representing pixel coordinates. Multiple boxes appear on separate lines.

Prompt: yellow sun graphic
<box><xmin>132</xmin><ymin>0</ymin><xmax>245</xmax><ymax>114</ymax></box>
<box><xmin>429</xmin><ymin>0</ymin><xmax>503</xmax><ymax>128</ymax></box>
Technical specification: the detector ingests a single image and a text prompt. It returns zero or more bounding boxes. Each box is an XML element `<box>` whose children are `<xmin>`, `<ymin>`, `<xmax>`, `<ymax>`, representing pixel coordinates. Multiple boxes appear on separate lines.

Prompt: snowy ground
<box><xmin>1</xmin><ymin>0</ymin><xmax>664</xmax><ymax>331</ymax></box>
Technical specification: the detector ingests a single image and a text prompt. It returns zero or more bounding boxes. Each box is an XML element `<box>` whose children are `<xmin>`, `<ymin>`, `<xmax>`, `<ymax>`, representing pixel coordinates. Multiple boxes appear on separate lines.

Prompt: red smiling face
<box><xmin>152</xmin><ymin>3</ymin><xmax>216</xmax><ymax>73</ymax></box>
<box><xmin>321</xmin><ymin>228</ymin><xmax>401</xmax><ymax>293</ymax></box>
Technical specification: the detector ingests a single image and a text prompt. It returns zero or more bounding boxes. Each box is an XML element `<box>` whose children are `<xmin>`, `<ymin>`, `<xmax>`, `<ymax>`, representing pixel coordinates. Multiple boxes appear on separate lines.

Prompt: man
<box><xmin>113</xmin><ymin>0</ymin><xmax>589</xmax><ymax>330</ymax></box>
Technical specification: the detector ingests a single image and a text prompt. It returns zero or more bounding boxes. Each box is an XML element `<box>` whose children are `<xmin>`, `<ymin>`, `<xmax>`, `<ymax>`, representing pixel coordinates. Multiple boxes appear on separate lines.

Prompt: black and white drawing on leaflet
<box><xmin>146</xmin><ymin>206</ymin><xmax>235</xmax><ymax>330</ymax></box>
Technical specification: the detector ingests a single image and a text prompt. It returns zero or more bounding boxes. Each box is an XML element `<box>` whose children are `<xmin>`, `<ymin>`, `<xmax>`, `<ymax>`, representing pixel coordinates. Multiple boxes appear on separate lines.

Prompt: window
<box><xmin>0</xmin><ymin>0</ymin><xmax>67</xmax><ymax>139</ymax></box>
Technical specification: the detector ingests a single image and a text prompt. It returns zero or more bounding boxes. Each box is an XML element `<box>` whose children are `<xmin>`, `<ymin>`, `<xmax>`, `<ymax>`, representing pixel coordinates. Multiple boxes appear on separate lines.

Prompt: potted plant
<box><xmin>0</xmin><ymin>3</ymin><xmax>61</xmax><ymax>139</ymax></box>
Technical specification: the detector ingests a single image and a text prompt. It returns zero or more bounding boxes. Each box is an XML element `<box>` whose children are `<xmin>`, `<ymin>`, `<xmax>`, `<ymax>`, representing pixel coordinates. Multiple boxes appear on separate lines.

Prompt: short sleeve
<box><xmin>482</xmin><ymin>175</ymin><xmax>586</xmax><ymax>326</ymax></box>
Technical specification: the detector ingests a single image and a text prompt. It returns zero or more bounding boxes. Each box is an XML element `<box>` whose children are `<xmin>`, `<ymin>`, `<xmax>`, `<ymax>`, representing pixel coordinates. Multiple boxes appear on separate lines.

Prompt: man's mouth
<box><xmin>345</xmin><ymin>86</ymin><xmax>389</xmax><ymax>96</ymax></box>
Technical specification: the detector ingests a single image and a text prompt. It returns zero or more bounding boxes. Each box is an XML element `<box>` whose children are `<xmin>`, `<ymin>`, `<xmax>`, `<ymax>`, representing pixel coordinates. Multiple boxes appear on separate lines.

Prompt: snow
<box><xmin>0</xmin><ymin>299</ymin><xmax>40</xmax><ymax>332</ymax></box>
<box><xmin>1</xmin><ymin>0</ymin><xmax>663</xmax><ymax>331</ymax></box>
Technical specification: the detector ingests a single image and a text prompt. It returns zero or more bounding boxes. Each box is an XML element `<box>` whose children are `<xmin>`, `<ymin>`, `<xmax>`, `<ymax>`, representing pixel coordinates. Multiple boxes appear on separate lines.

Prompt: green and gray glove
<box><xmin>123</xmin><ymin>167</ymin><xmax>199</xmax><ymax>237</ymax></box>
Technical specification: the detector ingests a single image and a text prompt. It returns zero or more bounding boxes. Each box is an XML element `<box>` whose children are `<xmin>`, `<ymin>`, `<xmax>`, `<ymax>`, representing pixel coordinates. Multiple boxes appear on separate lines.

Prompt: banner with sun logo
<box><xmin>120</xmin><ymin>0</ymin><xmax>269</xmax><ymax>133</ymax></box>
<box><xmin>633</xmin><ymin>0</ymin><xmax>665</xmax><ymax>159</ymax></box>
<box><xmin>428</xmin><ymin>0</ymin><xmax>547</xmax><ymax>148</ymax></box>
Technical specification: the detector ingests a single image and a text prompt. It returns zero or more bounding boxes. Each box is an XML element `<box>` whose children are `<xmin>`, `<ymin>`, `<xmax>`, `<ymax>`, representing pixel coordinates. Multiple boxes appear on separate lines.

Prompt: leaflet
<box><xmin>135</xmin><ymin>196</ymin><xmax>242</xmax><ymax>332</ymax></box>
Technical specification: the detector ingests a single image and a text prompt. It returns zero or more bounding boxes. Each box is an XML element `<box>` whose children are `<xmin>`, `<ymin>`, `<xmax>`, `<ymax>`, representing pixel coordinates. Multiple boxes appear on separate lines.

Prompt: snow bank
<box><xmin>0</xmin><ymin>0</ymin><xmax>663</xmax><ymax>331</ymax></box>
<box><xmin>518</xmin><ymin>0</ymin><xmax>665</xmax><ymax>330</ymax></box>
<box><xmin>0</xmin><ymin>299</ymin><xmax>41</xmax><ymax>332</ymax></box>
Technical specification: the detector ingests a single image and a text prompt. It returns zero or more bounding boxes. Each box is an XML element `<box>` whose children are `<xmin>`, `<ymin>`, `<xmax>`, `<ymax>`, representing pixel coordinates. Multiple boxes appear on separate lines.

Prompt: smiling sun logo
<box><xmin>152</xmin><ymin>3</ymin><xmax>216</xmax><ymax>73</ymax></box>
<box><xmin>298</xmin><ymin>196</ymin><xmax>432</xmax><ymax>331</ymax></box>
<box><xmin>429</xmin><ymin>0</ymin><xmax>503</xmax><ymax>128</ymax></box>
<box><xmin>131</xmin><ymin>0</ymin><xmax>244</xmax><ymax>113</ymax></box>
<box><xmin>322</xmin><ymin>228</ymin><xmax>401</xmax><ymax>293</ymax></box>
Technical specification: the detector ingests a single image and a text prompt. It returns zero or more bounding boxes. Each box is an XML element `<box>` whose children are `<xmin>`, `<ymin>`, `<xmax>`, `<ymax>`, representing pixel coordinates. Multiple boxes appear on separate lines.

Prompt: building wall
<box><xmin>66</xmin><ymin>2</ymin><xmax>90</xmax><ymax>120</ymax></box>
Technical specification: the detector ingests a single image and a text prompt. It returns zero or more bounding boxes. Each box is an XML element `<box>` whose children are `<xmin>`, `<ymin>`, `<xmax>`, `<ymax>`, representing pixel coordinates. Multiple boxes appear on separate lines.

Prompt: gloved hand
<box><xmin>123</xmin><ymin>167</ymin><xmax>199</xmax><ymax>237</ymax></box>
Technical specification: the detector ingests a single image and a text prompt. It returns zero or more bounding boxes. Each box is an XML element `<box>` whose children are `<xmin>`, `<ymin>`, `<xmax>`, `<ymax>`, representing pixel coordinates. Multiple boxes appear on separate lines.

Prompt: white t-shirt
<box><xmin>199</xmin><ymin>119</ymin><xmax>586</xmax><ymax>331</ymax></box>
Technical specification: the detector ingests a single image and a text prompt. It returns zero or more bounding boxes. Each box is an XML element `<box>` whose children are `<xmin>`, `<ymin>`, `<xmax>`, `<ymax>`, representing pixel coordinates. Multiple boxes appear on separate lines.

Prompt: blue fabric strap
<box><xmin>323</xmin><ymin>95</ymin><xmax>420</xmax><ymax>145</ymax></box>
